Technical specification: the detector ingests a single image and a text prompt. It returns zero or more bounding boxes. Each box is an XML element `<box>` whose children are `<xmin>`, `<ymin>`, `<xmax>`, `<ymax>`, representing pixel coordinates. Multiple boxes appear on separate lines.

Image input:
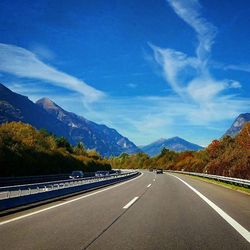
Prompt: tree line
<box><xmin>0</xmin><ymin>122</ymin><xmax>111</xmax><ymax>177</ymax></box>
<box><xmin>1</xmin><ymin>121</ymin><xmax>249</xmax><ymax>179</ymax></box>
<box><xmin>109</xmin><ymin>123</ymin><xmax>250</xmax><ymax>179</ymax></box>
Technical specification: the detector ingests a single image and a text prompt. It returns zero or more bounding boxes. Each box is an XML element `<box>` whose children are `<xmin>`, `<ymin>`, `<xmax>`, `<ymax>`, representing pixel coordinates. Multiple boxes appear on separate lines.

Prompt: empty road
<box><xmin>0</xmin><ymin>171</ymin><xmax>249</xmax><ymax>250</ymax></box>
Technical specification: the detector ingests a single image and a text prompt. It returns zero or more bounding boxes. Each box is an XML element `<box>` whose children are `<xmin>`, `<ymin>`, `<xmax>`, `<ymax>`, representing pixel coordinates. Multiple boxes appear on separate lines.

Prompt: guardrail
<box><xmin>0</xmin><ymin>171</ymin><xmax>132</xmax><ymax>199</ymax></box>
<box><xmin>0</xmin><ymin>172</ymin><xmax>98</xmax><ymax>187</ymax></box>
<box><xmin>0</xmin><ymin>171</ymin><xmax>139</xmax><ymax>211</ymax></box>
<box><xmin>166</xmin><ymin>170</ymin><xmax>250</xmax><ymax>188</ymax></box>
<box><xmin>0</xmin><ymin>172</ymin><xmax>121</xmax><ymax>193</ymax></box>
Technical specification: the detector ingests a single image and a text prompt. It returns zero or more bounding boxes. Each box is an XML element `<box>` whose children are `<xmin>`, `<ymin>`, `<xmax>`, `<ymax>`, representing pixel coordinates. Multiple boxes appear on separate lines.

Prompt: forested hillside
<box><xmin>1</xmin><ymin>121</ymin><xmax>249</xmax><ymax>179</ymax></box>
<box><xmin>110</xmin><ymin>123</ymin><xmax>250</xmax><ymax>179</ymax></box>
<box><xmin>0</xmin><ymin>122</ymin><xmax>111</xmax><ymax>177</ymax></box>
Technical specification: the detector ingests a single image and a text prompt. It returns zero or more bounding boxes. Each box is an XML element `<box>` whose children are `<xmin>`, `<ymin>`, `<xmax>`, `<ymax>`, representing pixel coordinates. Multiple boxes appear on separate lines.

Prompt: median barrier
<box><xmin>0</xmin><ymin>171</ymin><xmax>139</xmax><ymax>211</ymax></box>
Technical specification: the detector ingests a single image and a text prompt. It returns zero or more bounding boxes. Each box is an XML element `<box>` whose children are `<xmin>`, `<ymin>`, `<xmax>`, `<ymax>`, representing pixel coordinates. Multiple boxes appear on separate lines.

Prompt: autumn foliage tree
<box><xmin>109</xmin><ymin>123</ymin><xmax>250</xmax><ymax>179</ymax></box>
<box><xmin>236</xmin><ymin>122</ymin><xmax>250</xmax><ymax>149</ymax></box>
<box><xmin>1</xmin><ymin>121</ymin><xmax>250</xmax><ymax>179</ymax></box>
<box><xmin>0</xmin><ymin>122</ymin><xmax>111</xmax><ymax>177</ymax></box>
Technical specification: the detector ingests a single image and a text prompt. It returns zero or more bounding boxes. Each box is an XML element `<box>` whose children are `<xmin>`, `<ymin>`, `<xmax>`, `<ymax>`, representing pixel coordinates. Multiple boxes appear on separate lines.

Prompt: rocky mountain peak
<box><xmin>141</xmin><ymin>137</ymin><xmax>203</xmax><ymax>156</ymax></box>
<box><xmin>224</xmin><ymin>113</ymin><xmax>250</xmax><ymax>137</ymax></box>
<box><xmin>36</xmin><ymin>97</ymin><xmax>61</xmax><ymax>111</ymax></box>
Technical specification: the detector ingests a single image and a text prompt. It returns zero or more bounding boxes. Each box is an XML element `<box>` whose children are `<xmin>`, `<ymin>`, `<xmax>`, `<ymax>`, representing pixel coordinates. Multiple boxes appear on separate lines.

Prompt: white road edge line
<box><xmin>123</xmin><ymin>197</ymin><xmax>139</xmax><ymax>209</ymax></box>
<box><xmin>169</xmin><ymin>174</ymin><xmax>250</xmax><ymax>243</ymax></box>
<box><xmin>147</xmin><ymin>184</ymin><xmax>151</xmax><ymax>188</ymax></box>
<box><xmin>0</xmin><ymin>173</ymin><xmax>143</xmax><ymax>226</ymax></box>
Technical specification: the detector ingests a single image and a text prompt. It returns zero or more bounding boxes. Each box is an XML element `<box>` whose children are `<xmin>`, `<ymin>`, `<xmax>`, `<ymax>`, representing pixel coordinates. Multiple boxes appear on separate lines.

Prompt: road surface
<box><xmin>0</xmin><ymin>171</ymin><xmax>249</xmax><ymax>250</ymax></box>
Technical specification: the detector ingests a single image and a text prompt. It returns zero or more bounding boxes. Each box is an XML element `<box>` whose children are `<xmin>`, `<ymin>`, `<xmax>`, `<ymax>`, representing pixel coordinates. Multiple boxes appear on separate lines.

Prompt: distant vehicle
<box><xmin>110</xmin><ymin>169</ymin><xmax>121</xmax><ymax>175</ymax></box>
<box><xmin>69</xmin><ymin>170</ymin><xmax>84</xmax><ymax>179</ymax></box>
<box><xmin>95</xmin><ymin>171</ymin><xmax>110</xmax><ymax>177</ymax></box>
<box><xmin>149</xmin><ymin>168</ymin><xmax>153</xmax><ymax>172</ymax></box>
<box><xmin>156</xmin><ymin>169</ymin><xmax>163</xmax><ymax>174</ymax></box>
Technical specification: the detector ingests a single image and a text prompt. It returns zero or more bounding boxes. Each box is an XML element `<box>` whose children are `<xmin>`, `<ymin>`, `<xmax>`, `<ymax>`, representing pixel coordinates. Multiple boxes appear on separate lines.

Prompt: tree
<box><xmin>73</xmin><ymin>142</ymin><xmax>86</xmax><ymax>155</ymax></box>
<box><xmin>0</xmin><ymin>122</ymin><xmax>111</xmax><ymax>177</ymax></box>
<box><xmin>206</xmin><ymin>140</ymin><xmax>220</xmax><ymax>159</ymax></box>
<box><xmin>236</xmin><ymin>122</ymin><xmax>250</xmax><ymax>149</ymax></box>
<box><xmin>39</xmin><ymin>128</ymin><xmax>51</xmax><ymax>137</ymax></box>
<box><xmin>55</xmin><ymin>136</ymin><xmax>72</xmax><ymax>152</ymax></box>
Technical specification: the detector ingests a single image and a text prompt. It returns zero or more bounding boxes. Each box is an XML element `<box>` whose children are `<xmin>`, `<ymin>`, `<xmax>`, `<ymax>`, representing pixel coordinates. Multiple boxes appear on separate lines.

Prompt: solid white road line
<box><xmin>147</xmin><ymin>184</ymin><xmax>152</xmax><ymax>188</ymax></box>
<box><xmin>123</xmin><ymin>197</ymin><xmax>139</xmax><ymax>209</ymax></box>
<box><xmin>169</xmin><ymin>174</ymin><xmax>250</xmax><ymax>243</ymax></box>
<box><xmin>0</xmin><ymin>173</ymin><xmax>143</xmax><ymax>226</ymax></box>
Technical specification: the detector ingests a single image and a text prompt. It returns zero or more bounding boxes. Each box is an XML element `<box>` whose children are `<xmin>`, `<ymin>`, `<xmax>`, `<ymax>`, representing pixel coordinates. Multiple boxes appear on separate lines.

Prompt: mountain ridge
<box><xmin>36</xmin><ymin>97</ymin><xmax>140</xmax><ymax>156</ymax></box>
<box><xmin>0</xmin><ymin>83</ymin><xmax>69</xmax><ymax>137</ymax></box>
<box><xmin>141</xmin><ymin>136</ymin><xmax>203</xmax><ymax>156</ymax></box>
<box><xmin>0</xmin><ymin>83</ymin><xmax>140</xmax><ymax>156</ymax></box>
<box><xmin>224</xmin><ymin>113</ymin><xmax>250</xmax><ymax>137</ymax></box>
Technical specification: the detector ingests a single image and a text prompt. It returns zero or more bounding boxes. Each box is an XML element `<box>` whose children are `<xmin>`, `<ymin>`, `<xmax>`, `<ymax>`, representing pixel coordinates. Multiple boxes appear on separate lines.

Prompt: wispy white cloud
<box><xmin>225</xmin><ymin>79</ymin><xmax>241</xmax><ymax>89</ymax></box>
<box><xmin>0</xmin><ymin>43</ymin><xmax>104</xmax><ymax>102</ymax></box>
<box><xmin>150</xmin><ymin>45</ymin><xmax>198</xmax><ymax>97</ymax></box>
<box><xmin>150</xmin><ymin>0</ymin><xmax>242</xmax><ymax>114</ymax></box>
<box><xmin>167</xmin><ymin>0</ymin><xmax>217</xmax><ymax>63</ymax></box>
<box><xmin>30</xmin><ymin>44</ymin><xmax>56</xmax><ymax>61</ymax></box>
<box><xmin>223</xmin><ymin>64</ymin><xmax>250</xmax><ymax>73</ymax></box>
<box><xmin>211</xmin><ymin>61</ymin><xmax>250</xmax><ymax>74</ymax></box>
<box><xmin>4</xmin><ymin>81</ymin><xmax>64</xmax><ymax>102</ymax></box>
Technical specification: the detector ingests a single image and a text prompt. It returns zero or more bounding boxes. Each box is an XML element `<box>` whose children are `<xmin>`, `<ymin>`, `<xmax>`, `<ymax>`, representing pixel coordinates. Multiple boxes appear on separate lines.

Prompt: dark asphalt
<box><xmin>0</xmin><ymin>171</ymin><xmax>249</xmax><ymax>250</ymax></box>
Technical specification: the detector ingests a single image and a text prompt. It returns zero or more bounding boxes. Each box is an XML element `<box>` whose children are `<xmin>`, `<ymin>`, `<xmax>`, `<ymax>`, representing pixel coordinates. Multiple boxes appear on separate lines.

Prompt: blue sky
<box><xmin>0</xmin><ymin>0</ymin><xmax>250</xmax><ymax>146</ymax></box>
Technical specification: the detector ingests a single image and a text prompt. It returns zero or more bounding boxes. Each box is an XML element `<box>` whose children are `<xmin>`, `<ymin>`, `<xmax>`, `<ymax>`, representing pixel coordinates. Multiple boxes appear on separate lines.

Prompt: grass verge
<box><xmin>185</xmin><ymin>174</ymin><xmax>250</xmax><ymax>195</ymax></box>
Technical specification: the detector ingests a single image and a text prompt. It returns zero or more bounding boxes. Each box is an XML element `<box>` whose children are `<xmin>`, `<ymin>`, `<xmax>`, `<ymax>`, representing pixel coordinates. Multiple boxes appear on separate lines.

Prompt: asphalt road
<box><xmin>0</xmin><ymin>171</ymin><xmax>249</xmax><ymax>250</ymax></box>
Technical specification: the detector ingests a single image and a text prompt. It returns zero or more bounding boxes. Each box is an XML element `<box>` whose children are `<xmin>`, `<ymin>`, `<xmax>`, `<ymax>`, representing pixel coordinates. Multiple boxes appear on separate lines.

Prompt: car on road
<box><xmin>95</xmin><ymin>171</ymin><xmax>110</xmax><ymax>177</ymax></box>
<box><xmin>69</xmin><ymin>170</ymin><xmax>84</xmax><ymax>179</ymax></box>
<box><xmin>156</xmin><ymin>169</ymin><xmax>163</xmax><ymax>174</ymax></box>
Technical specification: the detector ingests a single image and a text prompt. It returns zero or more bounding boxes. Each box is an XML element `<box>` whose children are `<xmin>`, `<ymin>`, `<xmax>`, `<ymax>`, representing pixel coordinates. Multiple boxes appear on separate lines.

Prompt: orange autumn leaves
<box><xmin>0</xmin><ymin>122</ymin><xmax>111</xmax><ymax>177</ymax></box>
<box><xmin>110</xmin><ymin>123</ymin><xmax>250</xmax><ymax>179</ymax></box>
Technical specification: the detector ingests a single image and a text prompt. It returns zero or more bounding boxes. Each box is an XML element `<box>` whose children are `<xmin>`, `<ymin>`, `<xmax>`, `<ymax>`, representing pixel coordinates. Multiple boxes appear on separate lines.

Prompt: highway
<box><xmin>0</xmin><ymin>171</ymin><xmax>249</xmax><ymax>250</ymax></box>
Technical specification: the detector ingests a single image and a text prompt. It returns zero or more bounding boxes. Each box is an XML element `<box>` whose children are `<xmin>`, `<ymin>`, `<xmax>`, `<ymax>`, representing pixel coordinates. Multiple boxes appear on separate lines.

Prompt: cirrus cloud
<box><xmin>150</xmin><ymin>0</ymin><xmax>242</xmax><ymax>107</ymax></box>
<box><xmin>0</xmin><ymin>43</ymin><xmax>105</xmax><ymax>102</ymax></box>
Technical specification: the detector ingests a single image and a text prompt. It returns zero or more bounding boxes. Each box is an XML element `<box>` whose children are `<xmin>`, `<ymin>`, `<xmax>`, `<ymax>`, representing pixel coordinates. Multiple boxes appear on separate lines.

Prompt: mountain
<box><xmin>36</xmin><ymin>97</ymin><xmax>140</xmax><ymax>156</ymax></box>
<box><xmin>224</xmin><ymin>113</ymin><xmax>250</xmax><ymax>137</ymax></box>
<box><xmin>0</xmin><ymin>83</ymin><xmax>140</xmax><ymax>156</ymax></box>
<box><xmin>0</xmin><ymin>83</ymin><xmax>68</xmax><ymax>137</ymax></box>
<box><xmin>141</xmin><ymin>137</ymin><xmax>203</xmax><ymax>156</ymax></box>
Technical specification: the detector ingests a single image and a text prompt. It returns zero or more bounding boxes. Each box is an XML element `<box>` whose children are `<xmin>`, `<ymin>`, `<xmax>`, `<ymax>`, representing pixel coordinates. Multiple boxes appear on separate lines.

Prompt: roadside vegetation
<box><xmin>187</xmin><ymin>175</ymin><xmax>250</xmax><ymax>194</ymax></box>
<box><xmin>0</xmin><ymin>122</ymin><xmax>111</xmax><ymax>177</ymax></box>
<box><xmin>1</xmin><ymin>121</ymin><xmax>249</xmax><ymax>179</ymax></box>
<box><xmin>110</xmin><ymin>123</ymin><xmax>250</xmax><ymax>180</ymax></box>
